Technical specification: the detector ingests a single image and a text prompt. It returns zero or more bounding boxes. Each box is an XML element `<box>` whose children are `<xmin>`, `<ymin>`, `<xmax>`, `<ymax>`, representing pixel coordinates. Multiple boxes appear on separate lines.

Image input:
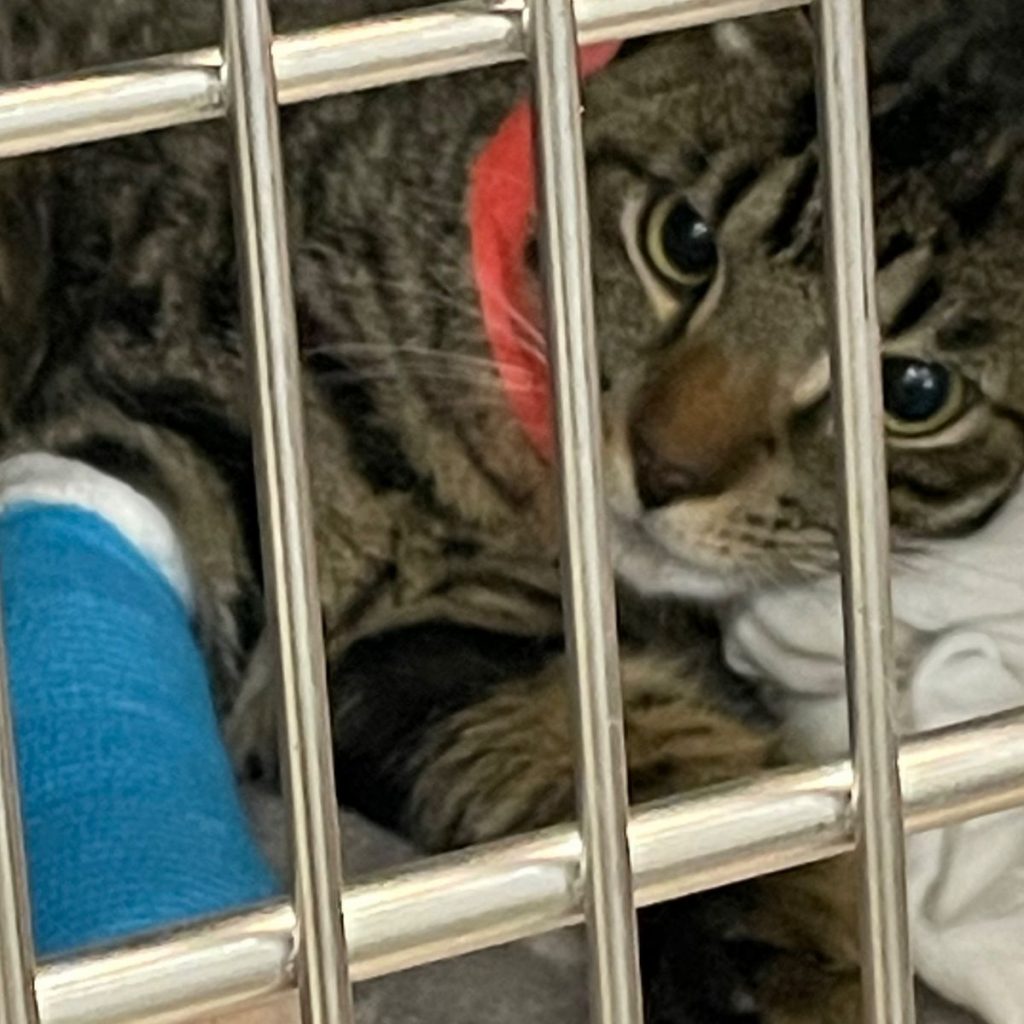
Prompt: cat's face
<box><xmin>579</xmin><ymin>10</ymin><xmax>1024</xmax><ymax>601</ymax></box>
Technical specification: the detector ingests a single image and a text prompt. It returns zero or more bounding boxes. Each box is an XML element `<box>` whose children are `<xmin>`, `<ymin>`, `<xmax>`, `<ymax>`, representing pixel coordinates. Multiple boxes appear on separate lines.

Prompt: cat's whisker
<box><xmin>304</xmin><ymin>262</ymin><xmax>474</xmax><ymax>307</ymax></box>
<box><xmin>330</xmin><ymin>280</ymin><xmax>471</xmax><ymax>312</ymax></box>
<box><xmin>306</xmin><ymin>340</ymin><xmax>515</xmax><ymax>375</ymax></box>
<box><xmin>329</xmin><ymin>341</ymin><xmax>507</xmax><ymax>370</ymax></box>
<box><xmin>314</xmin><ymin>361</ymin><xmax>545</xmax><ymax>394</ymax></box>
<box><xmin>317</xmin><ymin>366</ymin><xmax>502</xmax><ymax>387</ymax></box>
<box><xmin>473</xmin><ymin>285</ymin><xmax>550</xmax><ymax>359</ymax></box>
<box><xmin>892</xmin><ymin>548</ymin><xmax>1024</xmax><ymax>587</ymax></box>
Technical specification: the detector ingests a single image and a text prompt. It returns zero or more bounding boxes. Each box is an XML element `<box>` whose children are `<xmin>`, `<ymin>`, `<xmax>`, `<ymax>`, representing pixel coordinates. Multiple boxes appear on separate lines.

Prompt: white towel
<box><xmin>723</xmin><ymin>483</ymin><xmax>1024</xmax><ymax>1024</ymax></box>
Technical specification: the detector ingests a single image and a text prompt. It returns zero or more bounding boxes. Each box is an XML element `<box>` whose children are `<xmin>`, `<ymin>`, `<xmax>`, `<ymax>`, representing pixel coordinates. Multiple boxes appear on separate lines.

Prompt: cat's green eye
<box><xmin>882</xmin><ymin>357</ymin><xmax>967</xmax><ymax>437</ymax></box>
<box><xmin>643</xmin><ymin>193</ymin><xmax>718</xmax><ymax>286</ymax></box>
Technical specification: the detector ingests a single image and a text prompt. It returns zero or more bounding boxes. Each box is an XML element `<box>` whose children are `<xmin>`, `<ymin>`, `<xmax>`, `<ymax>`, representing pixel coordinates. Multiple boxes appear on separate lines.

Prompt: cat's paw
<box><xmin>642</xmin><ymin>912</ymin><xmax>860</xmax><ymax>1024</ymax></box>
<box><xmin>743</xmin><ymin>948</ymin><xmax>860</xmax><ymax>1024</ymax></box>
<box><xmin>641</xmin><ymin>893</ymin><xmax>765</xmax><ymax>1024</ymax></box>
<box><xmin>640</xmin><ymin>861</ymin><xmax>860</xmax><ymax>1024</ymax></box>
<box><xmin>735</xmin><ymin>859</ymin><xmax>860</xmax><ymax>1024</ymax></box>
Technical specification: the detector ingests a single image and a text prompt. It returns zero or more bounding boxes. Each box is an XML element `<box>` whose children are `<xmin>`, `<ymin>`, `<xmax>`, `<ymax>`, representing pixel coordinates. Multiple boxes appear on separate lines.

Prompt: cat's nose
<box><xmin>629</xmin><ymin>343</ymin><xmax>774</xmax><ymax>510</ymax></box>
<box><xmin>631</xmin><ymin>432</ymin><xmax>724</xmax><ymax>507</ymax></box>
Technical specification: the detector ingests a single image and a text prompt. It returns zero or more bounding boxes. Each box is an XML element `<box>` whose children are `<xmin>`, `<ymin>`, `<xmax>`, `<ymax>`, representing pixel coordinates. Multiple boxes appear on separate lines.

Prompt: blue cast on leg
<box><xmin>0</xmin><ymin>491</ymin><xmax>279</xmax><ymax>956</ymax></box>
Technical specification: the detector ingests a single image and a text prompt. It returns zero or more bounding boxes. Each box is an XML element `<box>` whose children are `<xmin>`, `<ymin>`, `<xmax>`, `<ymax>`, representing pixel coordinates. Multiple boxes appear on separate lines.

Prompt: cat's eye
<box><xmin>882</xmin><ymin>357</ymin><xmax>966</xmax><ymax>436</ymax></box>
<box><xmin>643</xmin><ymin>193</ymin><xmax>718</xmax><ymax>286</ymax></box>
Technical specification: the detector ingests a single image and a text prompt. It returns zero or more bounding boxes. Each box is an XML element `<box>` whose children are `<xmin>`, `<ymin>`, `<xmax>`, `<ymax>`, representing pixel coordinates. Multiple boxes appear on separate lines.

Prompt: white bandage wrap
<box><xmin>0</xmin><ymin>452</ymin><xmax>193</xmax><ymax>608</ymax></box>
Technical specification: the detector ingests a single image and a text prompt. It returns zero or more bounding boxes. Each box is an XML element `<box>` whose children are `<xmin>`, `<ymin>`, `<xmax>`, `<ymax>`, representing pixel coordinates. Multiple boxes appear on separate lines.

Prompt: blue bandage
<box><xmin>0</xmin><ymin>455</ymin><xmax>279</xmax><ymax>956</ymax></box>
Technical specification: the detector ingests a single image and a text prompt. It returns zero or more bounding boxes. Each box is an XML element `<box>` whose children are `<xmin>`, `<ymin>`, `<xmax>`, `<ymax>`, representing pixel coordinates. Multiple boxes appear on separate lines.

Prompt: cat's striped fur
<box><xmin>2</xmin><ymin>0</ymin><xmax>1023</xmax><ymax>1019</ymax></box>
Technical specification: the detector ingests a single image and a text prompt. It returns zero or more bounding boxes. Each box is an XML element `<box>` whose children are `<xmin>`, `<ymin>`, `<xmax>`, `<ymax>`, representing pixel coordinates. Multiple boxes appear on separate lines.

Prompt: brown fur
<box><xmin>411</xmin><ymin>650</ymin><xmax>772</xmax><ymax>849</ymax></box>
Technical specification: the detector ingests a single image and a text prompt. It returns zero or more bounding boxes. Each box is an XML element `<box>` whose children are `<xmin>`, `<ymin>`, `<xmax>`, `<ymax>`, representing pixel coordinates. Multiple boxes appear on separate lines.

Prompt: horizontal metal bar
<box><xmin>34</xmin><ymin>707</ymin><xmax>1024</xmax><ymax>1024</ymax></box>
<box><xmin>0</xmin><ymin>0</ymin><xmax>806</xmax><ymax>160</ymax></box>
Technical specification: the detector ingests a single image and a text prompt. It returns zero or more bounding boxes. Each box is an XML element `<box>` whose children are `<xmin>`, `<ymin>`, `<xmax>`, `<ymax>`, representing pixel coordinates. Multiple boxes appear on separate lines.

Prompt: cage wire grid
<box><xmin>0</xmin><ymin>1</ymin><xmax>1023</xmax><ymax>1024</ymax></box>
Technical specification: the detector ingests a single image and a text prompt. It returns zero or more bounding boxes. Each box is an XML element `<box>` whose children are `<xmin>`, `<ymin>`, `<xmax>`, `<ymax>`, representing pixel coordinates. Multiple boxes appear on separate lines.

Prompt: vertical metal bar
<box><xmin>814</xmin><ymin>2</ymin><xmax>916</xmax><ymax>1023</ymax></box>
<box><xmin>221</xmin><ymin>2</ymin><xmax>355</xmax><ymax>1024</ymax></box>
<box><xmin>0</xmin><ymin>599</ymin><xmax>38</xmax><ymax>1024</ymax></box>
<box><xmin>526</xmin><ymin>3</ymin><xmax>644</xmax><ymax>1024</ymax></box>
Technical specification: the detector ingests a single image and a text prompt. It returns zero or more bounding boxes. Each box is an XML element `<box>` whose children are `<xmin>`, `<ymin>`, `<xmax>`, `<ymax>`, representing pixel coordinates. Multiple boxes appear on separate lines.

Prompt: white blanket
<box><xmin>724</xmin><ymin>483</ymin><xmax>1024</xmax><ymax>1024</ymax></box>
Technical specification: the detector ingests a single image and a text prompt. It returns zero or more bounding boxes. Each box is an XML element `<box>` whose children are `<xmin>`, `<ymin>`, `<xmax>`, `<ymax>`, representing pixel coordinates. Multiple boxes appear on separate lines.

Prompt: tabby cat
<box><xmin>1</xmin><ymin>0</ymin><xmax>1021</xmax><ymax>1019</ymax></box>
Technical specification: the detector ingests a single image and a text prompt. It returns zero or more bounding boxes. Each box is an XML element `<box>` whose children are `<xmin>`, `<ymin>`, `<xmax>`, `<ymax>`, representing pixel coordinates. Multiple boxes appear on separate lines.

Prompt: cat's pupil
<box><xmin>882</xmin><ymin>357</ymin><xmax>950</xmax><ymax>422</ymax></box>
<box><xmin>661</xmin><ymin>201</ymin><xmax>717</xmax><ymax>276</ymax></box>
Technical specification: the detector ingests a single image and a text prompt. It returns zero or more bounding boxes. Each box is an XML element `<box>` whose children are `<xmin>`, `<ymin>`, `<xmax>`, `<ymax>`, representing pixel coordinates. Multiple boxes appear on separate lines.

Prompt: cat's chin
<box><xmin>610</xmin><ymin>514</ymin><xmax>747</xmax><ymax>604</ymax></box>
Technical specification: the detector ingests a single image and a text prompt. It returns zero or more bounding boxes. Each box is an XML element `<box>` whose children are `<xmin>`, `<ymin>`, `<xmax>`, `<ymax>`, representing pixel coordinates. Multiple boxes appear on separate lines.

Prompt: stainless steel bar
<box><xmin>0</xmin><ymin>61</ymin><xmax>222</xmax><ymax>161</ymax></box>
<box><xmin>813</xmin><ymin>1</ymin><xmax>915</xmax><ymax>1023</ymax></box>
<box><xmin>0</xmin><ymin>0</ymin><xmax>807</xmax><ymax>160</ymax></box>
<box><xmin>527</xmin><ymin>0</ymin><xmax>644</xmax><ymax>1020</ymax></box>
<box><xmin>0</xmin><ymin>601</ymin><xmax>38</xmax><ymax>1024</ymax></box>
<box><xmin>34</xmin><ymin>708</ymin><xmax>1024</xmax><ymax>1024</ymax></box>
<box><xmin>221</xmin><ymin>1</ymin><xmax>353</xmax><ymax>1024</ymax></box>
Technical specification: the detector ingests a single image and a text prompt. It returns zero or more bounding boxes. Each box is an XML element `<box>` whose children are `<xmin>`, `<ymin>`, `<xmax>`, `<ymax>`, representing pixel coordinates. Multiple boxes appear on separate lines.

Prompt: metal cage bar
<box><xmin>814</xmin><ymin>0</ymin><xmax>916</xmax><ymax>1020</ymax></box>
<box><xmin>527</xmin><ymin>0</ymin><xmax>644</xmax><ymax>1020</ymax></box>
<box><xmin>0</xmin><ymin>610</ymin><xmax>38</xmax><ymax>1024</ymax></box>
<box><xmin>0</xmin><ymin>0</ymin><xmax>810</xmax><ymax>161</ymax></box>
<box><xmin>222</xmin><ymin>1</ymin><xmax>355</xmax><ymax>1022</ymax></box>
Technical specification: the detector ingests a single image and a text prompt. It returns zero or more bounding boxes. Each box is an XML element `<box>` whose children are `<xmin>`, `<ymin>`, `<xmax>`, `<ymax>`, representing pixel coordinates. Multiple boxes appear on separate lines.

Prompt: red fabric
<box><xmin>469</xmin><ymin>42</ymin><xmax>621</xmax><ymax>459</ymax></box>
